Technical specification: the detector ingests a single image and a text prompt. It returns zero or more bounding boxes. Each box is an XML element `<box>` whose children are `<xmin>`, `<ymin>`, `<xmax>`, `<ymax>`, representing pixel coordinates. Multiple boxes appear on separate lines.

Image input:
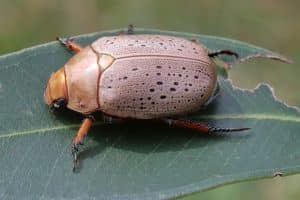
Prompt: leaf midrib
<box><xmin>0</xmin><ymin>113</ymin><xmax>299</xmax><ymax>139</ymax></box>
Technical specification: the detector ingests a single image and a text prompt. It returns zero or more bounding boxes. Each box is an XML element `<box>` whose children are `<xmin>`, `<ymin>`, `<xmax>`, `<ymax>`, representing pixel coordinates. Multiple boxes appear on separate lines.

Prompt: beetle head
<box><xmin>44</xmin><ymin>67</ymin><xmax>68</xmax><ymax>111</ymax></box>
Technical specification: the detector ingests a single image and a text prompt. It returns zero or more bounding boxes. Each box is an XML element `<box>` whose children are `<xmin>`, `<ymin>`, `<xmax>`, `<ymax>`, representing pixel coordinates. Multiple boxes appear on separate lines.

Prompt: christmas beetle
<box><xmin>44</xmin><ymin>27</ymin><xmax>249</xmax><ymax>171</ymax></box>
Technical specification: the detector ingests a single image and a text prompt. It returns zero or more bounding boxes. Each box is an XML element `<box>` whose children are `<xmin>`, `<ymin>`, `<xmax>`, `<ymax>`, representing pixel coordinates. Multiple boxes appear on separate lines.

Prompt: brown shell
<box><xmin>95</xmin><ymin>35</ymin><xmax>217</xmax><ymax>119</ymax></box>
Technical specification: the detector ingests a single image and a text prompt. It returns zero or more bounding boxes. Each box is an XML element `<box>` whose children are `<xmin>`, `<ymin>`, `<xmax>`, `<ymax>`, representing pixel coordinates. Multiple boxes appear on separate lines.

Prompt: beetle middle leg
<box><xmin>159</xmin><ymin>118</ymin><xmax>250</xmax><ymax>134</ymax></box>
<box><xmin>200</xmin><ymin>82</ymin><xmax>221</xmax><ymax>109</ymax></box>
<box><xmin>57</xmin><ymin>37</ymin><xmax>83</xmax><ymax>53</ymax></box>
<box><xmin>72</xmin><ymin>116</ymin><xmax>94</xmax><ymax>171</ymax></box>
<box><xmin>118</xmin><ymin>24</ymin><xmax>135</xmax><ymax>35</ymax></box>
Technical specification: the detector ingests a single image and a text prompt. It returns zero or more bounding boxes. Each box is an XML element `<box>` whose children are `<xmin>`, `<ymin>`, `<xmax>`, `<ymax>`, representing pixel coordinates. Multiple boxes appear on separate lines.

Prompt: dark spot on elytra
<box><xmin>174</xmin><ymin>82</ymin><xmax>179</xmax><ymax>85</ymax></box>
<box><xmin>151</xmin><ymin>101</ymin><xmax>155</xmax><ymax>105</ymax></box>
<box><xmin>157</xmin><ymin>81</ymin><xmax>163</xmax><ymax>85</ymax></box>
<box><xmin>150</xmin><ymin>88</ymin><xmax>155</xmax><ymax>92</ymax></box>
<box><xmin>160</xmin><ymin>95</ymin><xmax>167</xmax><ymax>99</ymax></box>
<box><xmin>185</xmin><ymin>88</ymin><xmax>189</xmax><ymax>92</ymax></box>
<box><xmin>147</xmin><ymin>97</ymin><xmax>151</xmax><ymax>100</ymax></box>
<box><xmin>170</xmin><ymin>88</ymin><xmax>176</xmax><ymax>92</ymax></box>
<box><xmin>123</xmin><ymin>76</ymin><xmax>128</xmax><ymax>80</ymax></box>
<box><xmin>156</xmin><ymin>65</ymin><xmax>162</xmax><ymax>69</ymax></box>
<box><xmin>132</xmin><ymin>68</ymin><xmax>138</xmax><ymax>71</ymax></box>
<box><xmin>156</xmin><ymin>72</ymin><xmax>161</xmax><ymax>76</ymax></box>
<box><xmin>194</xmin><ymin>76</ymin><xmax>199</xmax><ymax>79</ymax></box>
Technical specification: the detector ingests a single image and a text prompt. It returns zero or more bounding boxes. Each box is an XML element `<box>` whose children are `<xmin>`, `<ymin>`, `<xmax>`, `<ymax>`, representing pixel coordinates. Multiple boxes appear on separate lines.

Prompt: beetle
<box><xmin>44</xmin><ymin>27</ymin><xmax>249</xmax><ymax>171</ymax></box>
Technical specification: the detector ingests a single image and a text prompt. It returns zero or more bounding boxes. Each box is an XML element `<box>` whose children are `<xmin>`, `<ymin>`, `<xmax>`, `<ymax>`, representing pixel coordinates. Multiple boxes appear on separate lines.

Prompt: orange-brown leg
<box><xmin>57</xmin><ymin>37</ymin><xmax>83</xmax><ymax>53</ymax></box>
<box><xmin>72</xmin><ymin>117</ymin><xmax>93</xmax><ymax>171</ymax></box>
<box><xmin>160</xmin><ymin>118</ymin><xmax>250</xmax><ymax>134</ymax></box>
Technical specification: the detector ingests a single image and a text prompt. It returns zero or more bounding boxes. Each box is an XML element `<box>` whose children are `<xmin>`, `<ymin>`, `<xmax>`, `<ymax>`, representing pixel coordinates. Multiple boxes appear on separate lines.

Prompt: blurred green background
<box><xmin>0</xmin><ymin>0</ymin><xmax>299</xmax><ymax>199</ymax></box>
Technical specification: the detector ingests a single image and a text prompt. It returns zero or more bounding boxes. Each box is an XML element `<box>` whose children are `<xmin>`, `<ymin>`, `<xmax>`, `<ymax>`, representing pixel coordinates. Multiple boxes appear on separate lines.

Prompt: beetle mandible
<box><xmin>44</xmin><ymin>27</ymin><xmax>249</xmax><ymax>171</ymax></box>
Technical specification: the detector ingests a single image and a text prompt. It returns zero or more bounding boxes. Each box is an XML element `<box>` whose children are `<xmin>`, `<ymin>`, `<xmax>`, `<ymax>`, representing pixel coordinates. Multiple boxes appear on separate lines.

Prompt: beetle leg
<box><xmin>200</xmin><ymin>82</ymin><xmax>221</xmax><ymax>109</ymax></box>
<box><xmin>56</xmin><ymin>37</ymin><xmax>83</xmax><ymax>53</ymax></box>
<box><xmin>127</xmin><ymin>24</ymin><xmax>134</xmax><ymax>34</ymax></box>
<box><xmin>118</xmin><ymin>24</ymin><xmax>135</xmax><ymax>35</ymax></box>
<box><xmin>101</xmin><ymin>113</ymin><xmax>128</xmax><ymax>124</ymax></box>
<box><xmin>72</xmin><ymin>116</ymin><xmax>94</xmax><ymax>171</ymax></box>
<box><xmin>159</xmin><ymin>118</ymin><xmax>250</xmax><ymax>134</ymax></box>
<box><xmin>208</xmin><ymin>50</ymin><xmax>239</xmax><ymax>59</ymax></box>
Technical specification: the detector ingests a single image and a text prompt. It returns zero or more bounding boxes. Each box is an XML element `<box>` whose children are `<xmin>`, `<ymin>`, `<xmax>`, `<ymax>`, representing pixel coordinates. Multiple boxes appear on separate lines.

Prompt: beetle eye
<box><xmin>51</xmin><ymin>98</ymin><xmax>66</xmax><ymax>111</ymax></box>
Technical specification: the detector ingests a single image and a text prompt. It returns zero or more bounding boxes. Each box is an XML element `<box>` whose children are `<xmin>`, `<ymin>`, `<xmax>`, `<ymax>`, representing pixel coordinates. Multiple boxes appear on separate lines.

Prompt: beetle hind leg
<box><xmin>56</xmin><ymin>37</ymin><xmax>83</xmax><ymax>53</ymax></box>
<box><xmin>160</xmin><ymin>118</ymin><xmax>250</xmax><ymax>134</ymax></box>
<box><xmin>208</xmin><ymin>50</ymin><xmax>239</xmax><ymax>58</ymax></box>
<box><xmin>72</xmin><ymin>116</ymin><xmax>94</xmax><ymax>172</ymax></box>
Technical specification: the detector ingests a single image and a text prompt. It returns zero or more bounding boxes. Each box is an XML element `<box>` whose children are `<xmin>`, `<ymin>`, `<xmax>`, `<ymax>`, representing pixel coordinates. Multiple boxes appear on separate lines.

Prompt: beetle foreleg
<box><xmin>160</xmin><ymin>118</ymin><xmax>250</xmax><ymax>134</ymax></box>
<box><xmin>56</xmin><ymin>37</ymin><xmax>83</xmax><ymax>53</ymax></box>
<box><xmin>72</xmin><ymin>116</ymin><xmax>94</xmax><ymax>172</ymax></box>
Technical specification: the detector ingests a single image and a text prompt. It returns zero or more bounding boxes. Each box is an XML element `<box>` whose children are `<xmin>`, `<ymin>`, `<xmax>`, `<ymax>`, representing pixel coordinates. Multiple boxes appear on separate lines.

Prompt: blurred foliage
<box><xmin>0</xmin><ymin>0</ymin><xmax>299</xmax><ymax>199</ymax></box>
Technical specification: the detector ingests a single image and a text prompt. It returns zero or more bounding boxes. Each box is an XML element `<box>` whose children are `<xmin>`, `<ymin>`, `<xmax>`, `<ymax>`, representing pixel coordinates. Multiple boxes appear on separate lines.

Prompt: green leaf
<box><xmin>0</xmin><ymin>29</ymin><xmax>298</xmax><ymax>200</ymax></box>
